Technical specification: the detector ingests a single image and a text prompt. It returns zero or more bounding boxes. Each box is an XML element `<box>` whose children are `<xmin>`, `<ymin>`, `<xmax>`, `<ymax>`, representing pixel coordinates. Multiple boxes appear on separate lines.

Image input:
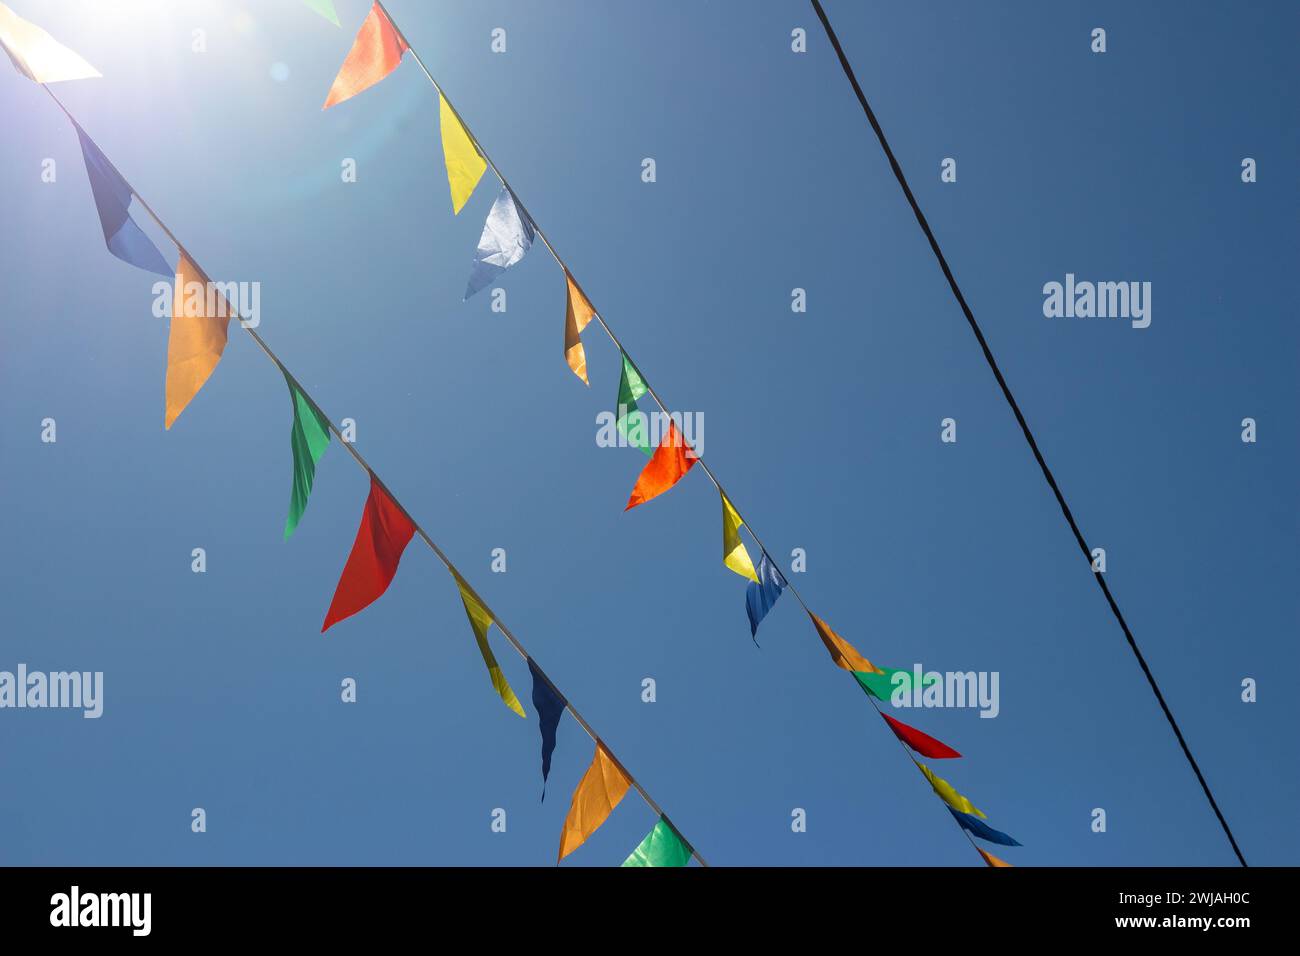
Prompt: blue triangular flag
<box><xmin>464</xmin><ymin>187</ymin><xmax>534</xmax><ymax>299</ymax></box>
<box><xmin>528</xmin><ymin>658</ymin><xmax>566</xmax><ymax>800</ymax></box>
<box><xmin>948</xmin><ymin>808</ymin><xmax>1022</xmax><ymax>847</ymax></box>
<box><xmin>745</xmin><ymin>551</ymin><xmax>787</xmax><ymax>639</ymax></box>
<box><xmin>75</xmin><ymin>125</ymin><xmax>173</xmax><ymax>277</ymax></box>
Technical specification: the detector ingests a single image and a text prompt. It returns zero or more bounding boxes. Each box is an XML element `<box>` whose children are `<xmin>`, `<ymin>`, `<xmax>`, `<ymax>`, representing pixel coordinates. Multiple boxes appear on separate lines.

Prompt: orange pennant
<box><xmin>322</xmin><ymin>2</ymin><xmax>408</xmax><ymax>109</ymax></box>
<box><xmin>624</xmin><ymin>421</ymin><xmax>697</xmax><ymax>511</ymax></box>
<box><xmin>808</xmin><ymin>611</ymin><xmax>880</xmax><ymax>674</ymax></box>
<box><xmin>563</xmin><ymin>272</ymin><xmax>595</xmax><ymax>385</ymax></box>
<box><xmin>978</xmin><ymin>848</ymin><xmax>1013</xmax><ymax>867</ymax></box>
<box><xmin>558</xmin><ymin>743</ymin><xmax>631</xmax><ymax>861</ymax></box>
<box><xmin>165</xmin><ymin>253</ymin><xmax>231</xmax><ymax>429</ymax></box>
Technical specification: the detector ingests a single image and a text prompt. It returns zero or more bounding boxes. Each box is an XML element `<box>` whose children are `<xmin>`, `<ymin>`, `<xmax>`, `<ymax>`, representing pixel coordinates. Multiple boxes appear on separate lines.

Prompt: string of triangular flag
<box><xmin>2</xmin><ymin>1</ymin><xmax>701</xmax><ymax>868</ymax></box>
<box><xmin>320</xmin><ymin>0</ymin><xmax>1021</xmax><ymax>865</ymax></box>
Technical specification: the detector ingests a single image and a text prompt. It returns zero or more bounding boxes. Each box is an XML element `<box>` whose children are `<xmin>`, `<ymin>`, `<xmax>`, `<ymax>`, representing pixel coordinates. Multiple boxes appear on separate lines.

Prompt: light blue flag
<box><xmin>75</xmin><ymin>125</ymin><xmax>173</xmax><ymax>277</ymax></box>
<box><xmin>464</xmin><ymin>187</ymin><xmax>535</xmax><ymax>299</ymax></box>
<box><xmin>745</xmin><ymin>551</ymin><xmax>788</xmax><ymax>640</ymax></box>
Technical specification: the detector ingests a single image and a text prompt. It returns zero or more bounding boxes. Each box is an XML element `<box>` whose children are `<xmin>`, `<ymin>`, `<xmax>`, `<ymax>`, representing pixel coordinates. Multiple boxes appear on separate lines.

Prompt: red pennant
<box><xmin>624</xmin><ymin>421</ymin><xmax>698</xmax><ymax>511</ymax></box>
<box><xmin>322</xmin><ymin>2</ymin><xmax>408</xmax><ymax>109</ymax></box>
<box><xmin>880</xmin><ymin>712</ymin><xmax>961</xmax><ymax>759</ymax></box>
<box><xmin>322</xmin><ymin>474</ymin><xmax>416</xmax><ymax>632</ymax></box>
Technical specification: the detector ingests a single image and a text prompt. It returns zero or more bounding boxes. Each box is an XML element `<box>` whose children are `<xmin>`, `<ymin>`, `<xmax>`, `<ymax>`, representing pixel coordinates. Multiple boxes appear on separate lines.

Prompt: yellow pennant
<box><xmin>439</xmin><ymin>94</ymin><xmax>486</xmax><ymax>214</ymax></box>
<box><xmin>919</xmin><ymin>763</ymin><xmax>986</xmax><ymax>819</ymax></box>
<box><xmin>563</xmin><ymin>272</ymin><xmax>596</xmax><ymax>385</ymax></box>
<box><xmin>165</xmin><ymin>253</ymin><xmax>231</xmax><ymax>429</ymax></box>
<box><xmin>453</xmin><ymin>572</ymin><xmax>526</xmax><ymax>718</ymax></box>
<box><xmin>0</xmin><ymin>3</ymin><xmax>101</xmax><ymax>84</ymax></box>
<box><xmin>558</xmin><ymin>743</ymin><xmax>631</xmax><ymax>861</ymax></box>
<box><xmin>720</xmin><ymin>492</ymin><xmax>759</xmax><ymax>582</ymax></box>
<box><xmin>978</xmin><ymin>848</ymin><xmax>1013</xmax><ymax>867</ymax></box>
<box><xmin>807</xmin><ymin>611</ymin><xmax>879</xmax><ymax>673</ymax></box>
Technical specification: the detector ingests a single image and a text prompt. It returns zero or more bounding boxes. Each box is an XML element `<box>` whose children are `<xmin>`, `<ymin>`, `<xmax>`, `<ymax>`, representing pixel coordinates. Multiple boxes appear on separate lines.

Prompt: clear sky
<box><xmin>1</xmin><ymin>0</ymin><xmax>1295</xmax><ymax>867</ymax></box>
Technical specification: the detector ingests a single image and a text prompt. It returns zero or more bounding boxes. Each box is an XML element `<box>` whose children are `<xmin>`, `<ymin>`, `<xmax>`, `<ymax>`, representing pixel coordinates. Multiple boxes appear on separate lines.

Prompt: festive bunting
<box><xmin>853</xmin><ymin>667</ymin><xmax>937</xmax><ymax>702</ymax></box>
<box><xmin>0</xmin><ymin>2</ymin><xmax>100</xmax><ymax>84</ymax></box>
<box><xmin>615</xmin><ymin>353</ymin><xmax>652</xmax><ymax>455</ymax></box>
<box><xmin>721</xmin><ymin>491</ymin><xmax>759</xmax><ymax>582</ymax></box>
<box><xmin>559</xmin><ymin>742</ymin><xmax>631</xmax><ymax>861</ymax></box>
<box><xmin>464</xmin><ymin>187</ymin><xmax>535</xmax><ymax>299</ymax></box>
<box><xmin>528</xmin><ymin>658</ymin><xmax>566</xmax><ymax>798</ymax></box>
<box><xmin>563</xmin><ymin>272</ymin><xmax>596</xmax><ymax>385</ymax></box>
<box><xmin>880</xmin><ymin>712</ymin><xmax>961</xmax><ymax>759</ymax></box>
<box><xmin>625</xmin><ymin>421</ymin><xmax>697</xmax><ymax>510</ymax></box>
<box><xmin>322</xmin><ymin>1</ymin><xmax>407</xmax><ymax>109</ymax></box>
<box><xmin>808</xmin><ymin>611</ymin><xmax>877</xmax><ymax>672</ymax></box>
<box><xmin>919</xmin><ymin>764</ymin><xmax>985</xmax><ymax>818</ymax></box>
<box><xmin>978</xmin><ymin>848</ymin><xmax>1013</xmax><ymax>867</ymax></box>
<box><xmin>949</xmin><ymin>808</ymin><xmax>1022</xmax><ymax>847</ymax></box>
<box><xmin>301</xmin><ymin>0</ymin><xmax>341</xmax><ymax>27</ymax></box>
<box><xmin>454</xmin><ymin>572</ymin><xmax>526</xmax><ymax>718</ymax></box>
<box><xmin>283</xmin><ymin>372</ymin><xmax>331</xmax><ymax>539</ymax></box>
<box><xmin>321</xmin><ymin>474</ymin><xmax>416</xmax><ymax>631</ymax></box>
<box><xmin>165</xmin><ymin>253</ymin><xmax>232</xmax><ymax>429</ymax></box>
<box><xmin>74</xmin><ymin>125</ymin><xmax>172</xmax><ymax>277</ymax></box>
<box><xmin>439</xmin><ymin>94</ymin><xmax>486</xmax><ymax>214</ymax></box>
<box><xmin>745</xmin><ymin>552</ymin><xmax>787</xmax><ymax>638</ymax></box>
<box><xmin>622</xmin><ymin>817</ymin><xmax>691</xmax><ymax>868</ymax></box>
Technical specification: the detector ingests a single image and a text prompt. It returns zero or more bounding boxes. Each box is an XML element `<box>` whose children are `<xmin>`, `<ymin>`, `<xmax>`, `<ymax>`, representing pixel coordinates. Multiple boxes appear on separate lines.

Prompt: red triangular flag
<box><xmin>322</xmin><ymin>2</ymin><xmax>408</xmax><ymax>109</ymax></box>
<box><xmin>880</xmin><ymin>711</ymin><xmax>962</xmax><ymax>759</ymax></box>
<box><xmin>624</xmin><ymin>421</ymin><xmax>698</xmax><ymax>511</ymax></box>
<box><xmin>322</xmin><ymin>474</ymin><xmax>416</xmax><ymax>632</ymax></box>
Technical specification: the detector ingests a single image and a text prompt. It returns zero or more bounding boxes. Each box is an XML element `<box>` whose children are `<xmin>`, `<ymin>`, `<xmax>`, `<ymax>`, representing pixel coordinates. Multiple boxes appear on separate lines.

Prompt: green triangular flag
<box><xmin>621</xmin><ymin>817</ymin><xmax>691</xmax><ymax>867</ymax></box>
<box><xmin>284</xmin><ymin>373</ymin><xmax>331</xmax><ymax>538</ymax></box>
<box><xmin>301</xmin><ymin>0</ymin><xmax>341</xmax><ymax>27</ymax></box>
<box><xmin>615</xmin><ymin>353</ymin><xmax>652</xmax><ymax>456</ymax></box>
<box><xmin>853</xmin><ymin>668</ymin><xmax>939</xmax><ymax>703</ymax></box>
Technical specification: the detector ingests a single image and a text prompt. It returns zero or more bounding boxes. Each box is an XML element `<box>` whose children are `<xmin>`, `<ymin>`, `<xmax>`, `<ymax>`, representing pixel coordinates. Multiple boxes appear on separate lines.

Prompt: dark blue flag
<box><xmin>75</xmin><ymin>125</ymin><xmax>173</xmax><ymax>277</ymax></box>
<box><xmin>948</xmin><ymin>808</ymin><xmax>1022</xmax><ymax>847</ymax></box>
<box><xmin>528</xmin><ymin>658</ymin><xmax>566</xmax><ymax>800</ymax></box>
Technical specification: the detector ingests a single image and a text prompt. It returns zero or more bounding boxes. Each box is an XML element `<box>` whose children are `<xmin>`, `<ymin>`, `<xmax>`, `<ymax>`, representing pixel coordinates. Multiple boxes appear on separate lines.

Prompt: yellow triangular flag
<box><xmin>563</xmin><ymin>272</ymin><xmax>596</xmax><ymax>385</ymax></box>
<box><xmin>439</xmin><ymin>93</ymin><xmax>486</xmax><ymax>214</ymax></box>
<box><xmin>453</xmin><ymin>571</ymin><xmax>526</xmax><ymax>718</ymax></box>
<box><xmin>165</xmin><ymin>253</ymin><xmax>232</xmax><ymax>429</ymax></box>
<box><xmin>919</xmin><ymin>763</ymin><xmax>986</xmax><ymax>819</ymax></box>
<box><xmin>0</xmin><ymin>3</ymin><xmax>100</xmax><ymax>84</ymax></box>
<box><xmin>721</xmin><ymin>491</ymin><xmax>759</xmax><ymax>582</ymax></box>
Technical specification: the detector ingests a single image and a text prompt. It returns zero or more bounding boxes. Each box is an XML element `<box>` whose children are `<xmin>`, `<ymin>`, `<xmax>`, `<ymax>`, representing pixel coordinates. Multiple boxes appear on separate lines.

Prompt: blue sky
<box><xmin>1</xmin><ymin>0</ymin><xmax>1295</xmax><ymax>866</ymax></box>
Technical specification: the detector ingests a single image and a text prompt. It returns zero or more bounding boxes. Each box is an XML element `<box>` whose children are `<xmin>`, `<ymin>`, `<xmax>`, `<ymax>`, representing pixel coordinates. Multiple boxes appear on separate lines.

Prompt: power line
<box><xmin>808</xmin><ymin>0</ymin><xmax>1245</xmax><ymax>866</ymax></box>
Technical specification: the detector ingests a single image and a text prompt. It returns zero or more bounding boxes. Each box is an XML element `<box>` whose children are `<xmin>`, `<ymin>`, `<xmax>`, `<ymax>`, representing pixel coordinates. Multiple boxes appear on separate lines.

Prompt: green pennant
<box><xmin>284</xmin><ymin>372</ymin><xmax>331</xmax><ymax>538</ymax></box>
<box><xmin>301</xmin><ymin>0</ymin><xmax>341</xmax><ymax>27</ymax></box>
<box><xmin>621</xmin><ymin>817</ymin><xmax>692</xmax><ymax>867</ymax></box>
<box><xmin>853</xmin><ymin>668</ymin><xmax>939</xmax><ymax>703</ymax></box>
<box><xmin>615</xmin><ymin>353</ymin><xmax>652</xmax><ymax>456</ymax></box>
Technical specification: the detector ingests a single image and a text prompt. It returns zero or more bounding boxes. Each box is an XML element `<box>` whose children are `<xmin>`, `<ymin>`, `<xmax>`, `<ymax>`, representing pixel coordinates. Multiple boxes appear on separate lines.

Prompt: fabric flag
<box><xmin>563</xmin><ymin>272</ymin><xmax>596</xmax><ymax>385</ymax></box>
<box><xmin>949</xmin><ymin>808</ymin><xmax>1022</xmax><ymax>847</ymax></box>
<box><xmin>615</xmin><ymin>353</ymin><xmax>652</xmax><ymax>455</ymax></box>
<box><xmin>528</xmin><ymin>658</ymin><xmax>565</xmax><ymax>798</ymax></box>
<box><xmin>301</xmin><ymin>0</ymin><xmax>341</xmax><ymax>27</ymax></box>
<box><xmin>558</xmin><ymin>743</ymin><xmax>631</xmax><ymax>862</ymax></box>
<box><xmin>624</xmin><ymin>421</ymin><xmax>697</xmax><ymax>510</ymax></box>
<box><xmin>880</xmin><ymin>712</ymin><xmax>961</xmax><ymax>759</ymax></box>
<box><xmin>853</xmin><ymin>667</ymin><xmax>938</xmax><ymax>703</ymax></box>
<box><xmin>0</xmin><ymin>2</ymin><xmax>100</xmax><ymax>83</ymax></box>
<box><xmin>283</xmin><ymin>372</ymin><xmax>331</xmax><ymax>539</ymax></box>
<box><xmin>322</xmin><ymin>1</ymin><xmax>407</xmax><ymax>109</ymax></box>
<box><xmin>74</xmin><ymin>125</ymin><xmax>172</xmax><ymax>277</ymax></box>
<box><xmin>166</xmin><ymin>253</ymin><xmax>232</xmax><ymax>429</ymax></box>
<box><xmin>453</xmin><ymin>572</ymin><xmax>526</xmax><ymax>718</ymax></box>
<box><xmin>745</xmin><ymin>552</ymin><xmax>787</xmax><ymax>638</ymax></box>
<box><xmin>808</xmin><ymin>611</ymin><xmax>876</xmax><ymax>672</ymax></box>
<box><xmin>464</xmin><ymin>187</ymin><xmax>534</xmax><ymax>299</ymax></box>
<box><xmin>321</xmin><ymin>474</ymin><xmax>416</xmax><ymax>631</ymax></box>
<box><xmin>720</xmin><ymin>491</ymin><xmax>759</xmax><ymax>582</ymax></box>
<box><xmin>621</xmin><ymin>817</ymin><xmax>692</xmax><ymax>868</ymax></box>
<box><xmin>439</xmin><ymin>94</ymin><xmax>486</xmax><ymax>214</ymax></box>
<box><xmin>978</xmin><ymin>848</ymin><xmax>1013</xmax><ymax>867</ymax></box>
<box><xmin>919</xmin><ymin>763</ymin><xmax>985</xmax><ymax>819</ymax></box>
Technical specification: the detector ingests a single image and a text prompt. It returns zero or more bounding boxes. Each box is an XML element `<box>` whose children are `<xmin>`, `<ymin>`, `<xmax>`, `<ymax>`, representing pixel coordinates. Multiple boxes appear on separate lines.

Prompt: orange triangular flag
<box><xmin>165</xmin><ymin>253</ymin><xmax>232</xmax><ymax>429</ymax></box>
<box><xmin>558</xmin><ymin>743</ymin><xmax>631</xmax><ymax>862</ymax></box>
<box><xmin>322</xmin><ymin>2</ymin><xmax>408</xmax><ymax>109</ymax></box>
<box><xmin>978</xmin><ymin>848</ymin><xmax>1013</xmax><ymax>867</ymax></box>
<box><xmin>563</xmin><ymin>272</ymin><xmax>596</xmax><ymax>385</ymax></box>
<box><xmin>808</xmin><ymin>611</ymin><xmax>880</xmax><ymax>673</ymax></box>
<box><xmin>624</xmin><ymin>421</ymin><xmax>697</xmax><ymax>511</ymax></box>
